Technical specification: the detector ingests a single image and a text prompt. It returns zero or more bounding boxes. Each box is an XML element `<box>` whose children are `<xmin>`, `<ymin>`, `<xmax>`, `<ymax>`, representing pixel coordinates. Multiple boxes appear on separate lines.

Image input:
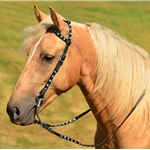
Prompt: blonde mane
<box><xmin>20</xmin><ymin>16</ymin><xmax>54</xmax><ymax>54</ymax></box>
<box><xmin>20</xmin><ymin>14</ymin><xmax>65</xmax><ymax>54</ymax></box>
<box><xmin>87</xmin><ymin>23</ymin><xmax>150</xmax><ymax>129</ymax></box>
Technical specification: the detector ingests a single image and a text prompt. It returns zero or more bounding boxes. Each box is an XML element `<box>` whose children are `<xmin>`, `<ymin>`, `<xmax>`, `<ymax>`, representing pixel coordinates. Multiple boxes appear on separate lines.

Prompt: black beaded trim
<box><xmin>36</xmin><ymin>20</ymin><xmax>72</xmax><ymax>106</ymax></box>
<box><xmin>42</xmin><ymin>123</ymin><xmax>82</xmax><ymax>145</ymax></box>
<box><xmin>49</xmin><ymin>109</ymin><xmax>90</xmax><ymax>127</ymax></box>
<box><xmin>35</xmin><ymin>109</ymin><xmax>91</xmax><ymax>127</ymax></box>
<box><xmin>53</xmin><ymin>20</ymin><xmax>72</xmax><ymax>45</ymax></box>
<box><xmin>35</xmin><ymin>108</ymin><xmax>91</xmax><ymax>147</ymax></box>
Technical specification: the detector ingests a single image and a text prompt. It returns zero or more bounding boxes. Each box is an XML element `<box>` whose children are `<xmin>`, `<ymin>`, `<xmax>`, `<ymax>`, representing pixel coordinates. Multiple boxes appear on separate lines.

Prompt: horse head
<box><xmin>6</xmin><ymin>5</ymin><xmax>86</xmax><ymax>125</ymax></box>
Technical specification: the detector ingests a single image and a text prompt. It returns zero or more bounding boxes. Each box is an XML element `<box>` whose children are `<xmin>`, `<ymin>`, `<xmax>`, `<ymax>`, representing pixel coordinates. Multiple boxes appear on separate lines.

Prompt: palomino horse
<box><xmin>7</xmin><ymin>5</ymin><xmax>150</xmax><ymax>148</ymax></box>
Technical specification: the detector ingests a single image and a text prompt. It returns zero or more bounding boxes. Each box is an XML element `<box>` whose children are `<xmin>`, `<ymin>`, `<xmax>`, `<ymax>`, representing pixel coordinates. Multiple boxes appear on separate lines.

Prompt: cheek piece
<box><xmin>35</xmin><ymin>20</ymin><xmax>72</xmax><ymax>111</ymax></box>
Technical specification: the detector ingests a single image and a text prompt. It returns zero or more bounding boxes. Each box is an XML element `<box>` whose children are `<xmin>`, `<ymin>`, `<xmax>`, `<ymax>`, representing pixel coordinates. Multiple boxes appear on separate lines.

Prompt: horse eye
<box><xmin>42</xmin><ymin>54</ymin><xmax>54</xmax><ymax>63</ymax></box>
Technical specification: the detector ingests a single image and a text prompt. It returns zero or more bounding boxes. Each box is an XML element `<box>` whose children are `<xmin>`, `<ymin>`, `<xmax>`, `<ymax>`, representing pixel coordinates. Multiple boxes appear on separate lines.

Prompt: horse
<box><xmin>6</xmin><ymin>5</ymin><xmax>150</xmax><ymax>148</ymax></box>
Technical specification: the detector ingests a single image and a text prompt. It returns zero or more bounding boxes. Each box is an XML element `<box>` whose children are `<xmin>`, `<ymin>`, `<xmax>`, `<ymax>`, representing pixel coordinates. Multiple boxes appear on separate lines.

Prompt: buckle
<box><xmin>59</xmin><ymin>54</ymin><xmax>66</xmax><ymax>63</ymax></box>
<box><xmin>36</xmin><ymin>94</ymin><xmax>44</xmax><ymax>108</ymax></box>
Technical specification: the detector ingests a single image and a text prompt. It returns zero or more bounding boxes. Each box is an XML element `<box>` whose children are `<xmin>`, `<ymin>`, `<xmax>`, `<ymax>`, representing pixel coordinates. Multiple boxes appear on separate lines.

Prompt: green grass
<box><xmin>0</xmin><ymin>1</ymin><xmax>150</xmax><ymax>148</ymax></box>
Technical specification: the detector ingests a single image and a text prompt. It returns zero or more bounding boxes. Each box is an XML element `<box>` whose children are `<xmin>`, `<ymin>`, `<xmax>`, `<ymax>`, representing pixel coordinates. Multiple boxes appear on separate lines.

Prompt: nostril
<box><xmin>13</xmin><ymin>107</ymin><xmax>20</xmax><ymax>120</ymax></box>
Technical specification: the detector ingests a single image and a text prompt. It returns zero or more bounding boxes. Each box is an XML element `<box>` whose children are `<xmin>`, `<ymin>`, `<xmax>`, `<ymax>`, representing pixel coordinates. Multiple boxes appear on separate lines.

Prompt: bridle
<box><xmin>34</xmin><ymin>20</ymin><xmax>145</xmax><ymax>147</ymax></box>
<box><xmin>35</xmin><ymin>20</ymin><xmax>72</xmax><ymax>112</ymax></box>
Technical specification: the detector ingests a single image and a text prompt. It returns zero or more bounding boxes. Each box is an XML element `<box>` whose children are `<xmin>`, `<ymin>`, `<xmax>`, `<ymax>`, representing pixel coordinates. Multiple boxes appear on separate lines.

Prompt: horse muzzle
<box><xmin>6</xmin><ymin>99</ymin><xmax>36</xmax><ymax>126</ymax></box>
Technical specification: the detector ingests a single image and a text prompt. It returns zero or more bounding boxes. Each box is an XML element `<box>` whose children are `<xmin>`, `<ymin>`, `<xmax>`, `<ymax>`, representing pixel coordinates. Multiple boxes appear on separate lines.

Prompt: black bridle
<box><xmin>35</xmin><ymin>20</ymin><xmax>145</xmax><ymax>147</ymax></box>
<box><xmin>36</xmin><ymin>20</ymin><xmax>72</xmax><ymax>112</ymax></box>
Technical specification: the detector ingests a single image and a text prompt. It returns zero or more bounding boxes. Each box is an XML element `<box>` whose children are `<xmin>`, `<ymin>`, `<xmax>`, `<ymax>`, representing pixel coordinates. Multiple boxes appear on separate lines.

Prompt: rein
<box><xmin>34</xmin><ymin>20</ymin><xmax>145</xmax><ymax>147</ymax></box>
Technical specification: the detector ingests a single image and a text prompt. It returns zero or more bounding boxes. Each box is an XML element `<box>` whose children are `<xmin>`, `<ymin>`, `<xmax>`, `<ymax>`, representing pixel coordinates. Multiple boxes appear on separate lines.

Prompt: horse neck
<box><xmin>73</xmin><ymin>24</ymin><xmax>104</xmax><ymax>118</ymax></box>
<box><xmin>74</xmin><ymin>23</ymin><xmax>116</xmax><ymax>134</ymax></box>
<box><xmin>72</xmin><ymin>24</ymin><xmax>96</xmax><ymax>95</ymax></box>
<box><xmin>72</xmin><ymin>22</ymin><xmax>150</xmax><ymax>148</ymax></box>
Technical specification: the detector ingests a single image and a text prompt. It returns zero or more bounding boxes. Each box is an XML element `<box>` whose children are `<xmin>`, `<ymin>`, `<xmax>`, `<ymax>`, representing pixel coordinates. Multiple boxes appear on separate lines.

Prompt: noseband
<box><xmin>35</xmin><ymin>20</ymin><xmax>145</xmax><ymax>147</ymax></box>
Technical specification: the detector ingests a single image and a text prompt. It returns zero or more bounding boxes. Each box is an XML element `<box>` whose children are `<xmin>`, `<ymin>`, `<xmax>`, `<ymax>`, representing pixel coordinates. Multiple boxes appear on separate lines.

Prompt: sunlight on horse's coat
<box><xmin>7</xmin><ymin>5</ymin><xmax>150</xmax><ymax>148</ymax></box>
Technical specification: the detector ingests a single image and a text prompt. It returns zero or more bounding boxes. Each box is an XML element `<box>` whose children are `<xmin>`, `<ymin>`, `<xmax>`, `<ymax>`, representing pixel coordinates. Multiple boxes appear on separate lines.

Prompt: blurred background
<box><xmin>0</xmin><ymin>1</ymin><xmax>150</xmax><ymax>148</ymax></box>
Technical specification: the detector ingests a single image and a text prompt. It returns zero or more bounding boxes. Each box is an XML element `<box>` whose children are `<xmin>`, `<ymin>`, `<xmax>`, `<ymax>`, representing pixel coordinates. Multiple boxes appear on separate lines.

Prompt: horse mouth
<box><xmin>20</xmin><ymin>106</ymin><xmax>36</xmax><ymax>126</ymax></box>
<box><xmin>7</xmin><ymin>104</ymin><xmax>36</xmax><ymax>126</ymax></box>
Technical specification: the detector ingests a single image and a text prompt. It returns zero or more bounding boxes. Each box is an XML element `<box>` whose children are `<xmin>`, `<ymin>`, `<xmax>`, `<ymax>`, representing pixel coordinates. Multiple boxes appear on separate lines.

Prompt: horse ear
<box><xmin>34</xmin><ymin>5</ymin><xmax>47</xmax><ymax>22</ymax></box>
<box><xmin>49</xmin><ymin>6</ymin><xmax>61</xmax><ymax>32</ymax></box>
